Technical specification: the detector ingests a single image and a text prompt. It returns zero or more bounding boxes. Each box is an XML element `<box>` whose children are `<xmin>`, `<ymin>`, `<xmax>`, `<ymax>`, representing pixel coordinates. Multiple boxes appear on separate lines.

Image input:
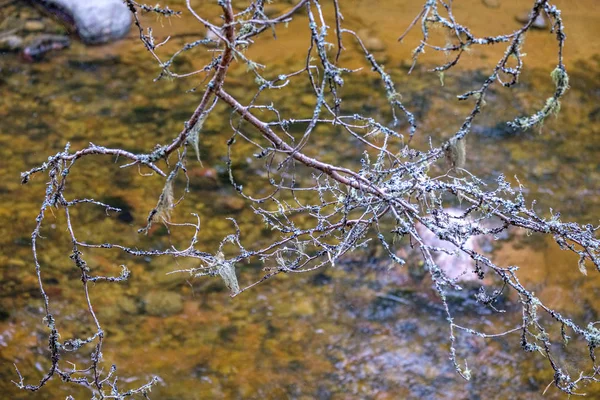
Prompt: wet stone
<box><xmin>310</xmin><ymin>271</ymin><xmax>332</xmax><ymax>286</ymax></box>
<box><xmin>515</xmin><ymin>12</ymin><xmax>548</xmax><ymax>30</ymax></box>
<box><xmin>481</xmin><ymin>0</ymin><xmax>500</xmax><ymax>8</ymax></box>
<box><xmin>32</xmin><ymin>0</ymin><xmax>131</xmax><ymax>44</ymax></box>
<box><xmin>315</xmin><ymin>385</ymin><xmax>333</xmax><ymax>400</ymax></box>
<box><xmin>22</xmin><ymin>34</ymin><xmax>70</xmax><ymax>61</ymax></box>
<box><xmin>392</xmin><ymin>319</ymin><xmax>420</xmax><ymax>337</ymax></box>
<box><xmin>357</xmin><ymin>29</ymin><xmax>386</xmax><ymax>52</ymax></box>
<box><xmin>589</xmin><ymin>107</ymin><xmax>600</xmax><ymax>122</ymax></box>
<box><xmin>217</xmin><ymin>325</ymin><xmax>238</xmax><ymax>342</ymax></box>
<box><xmin>365</xmin><ymin>291</ymin><xmax>407</xmax><ymax>321</ymax></box>
<box><xmin>291</xmin><ymin>298</ymin><xmax>316</xmax><ymax>317</ymax></box>
<box><xmin>195</xmin><ymin>279</ymin><xmax>227</xmax><ymax>294</ymax></box>
<box><xmin>220</xmin><ymin>195</ymin><xmax>245</xmax><ymax>213</ymax></box>
<box><xmin>0</xmin><ymin>303</ymin><xmax>10</xmax><ymax>321</ymax></box>
<box><xmin>582</xmin><ymin>298</ymin><xmax>599</xmax><ymax>323</ymax></box>
<box><xmin>154</xmin><ymin>267</ymin><xmax>189</xmax><ymax>290</ymax></box>
<box><xmin>67</xmin><ymin>55</ymin><xmax>122</xmax><ymax>71</ymax></box>
<box><xmin>188</xmin><ymin>167</ymin><xmax>220</xmax><ymax>190</ymax></box>
<box><xmin>143</xmin><ymin>290</ymin><xmax>183</xmax><ymax>316</ymax></box>
<box><xmin>125</xmin><ymin>105</ymin><xmax>169</xmax><ymax>124</ymax></box>
<box><xmin>363</xmin><ymin>37</ymin><xmax>385</xmax><ymax>52</ymax></box>
<box><xmin>117</xmin><ymin>209</ymin><xmax>134</xmax><ymax>224</ymax></box>
<box><xmin>23</xmin><ymin>20</ymin><xmax>45</xmax><ymax>32</ymax></box>
<box><xmin>99</xmin><ymin>196</ymin><xmax>135</xmax><ymax>224</ymax></box>
<box><xmin>0</xmin><ymin>35</ymin><xmax>24</xmax><ymax>52</ymax></box>
<box><xmin>117</xmin><ymin>296</ymin><xmax>139</xmax><ymax>315</ymax></box>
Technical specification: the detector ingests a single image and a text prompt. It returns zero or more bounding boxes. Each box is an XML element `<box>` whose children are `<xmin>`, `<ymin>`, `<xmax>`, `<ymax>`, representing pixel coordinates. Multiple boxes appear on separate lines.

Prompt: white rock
<box><xmin>33</xmin><ymin>0</ymin><xmax>131</xmax><ymax>44</ymax></box>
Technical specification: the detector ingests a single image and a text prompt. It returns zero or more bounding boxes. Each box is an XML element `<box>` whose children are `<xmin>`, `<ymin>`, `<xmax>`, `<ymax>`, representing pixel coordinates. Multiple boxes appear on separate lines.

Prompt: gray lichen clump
<box><xmin>509</xmin><ymin>66</ymin><xmax>570</xmax><ymax>130</ymax></box>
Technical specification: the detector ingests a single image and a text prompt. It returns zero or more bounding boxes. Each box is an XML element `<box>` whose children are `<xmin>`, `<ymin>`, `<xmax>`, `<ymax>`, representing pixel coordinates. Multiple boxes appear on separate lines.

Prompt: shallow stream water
<box><xmin>1</xmin><ymin>1</ymin><xmax>600</xmax><ymax>399</ymax></box>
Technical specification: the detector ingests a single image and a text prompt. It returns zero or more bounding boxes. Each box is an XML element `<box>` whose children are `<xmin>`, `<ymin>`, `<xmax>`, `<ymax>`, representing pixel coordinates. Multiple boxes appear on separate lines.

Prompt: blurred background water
<box><xmin>1</xmin><ymin>0</ymin><xmax>599</xmax><ymax>398</ymax></box>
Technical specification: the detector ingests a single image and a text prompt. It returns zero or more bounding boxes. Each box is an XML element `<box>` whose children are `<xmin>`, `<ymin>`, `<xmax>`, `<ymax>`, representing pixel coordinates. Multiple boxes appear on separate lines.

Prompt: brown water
<box><xmin>1</xmin><ymin>1</ymin><xmax>600</xmax><ymax>399</ymax></box>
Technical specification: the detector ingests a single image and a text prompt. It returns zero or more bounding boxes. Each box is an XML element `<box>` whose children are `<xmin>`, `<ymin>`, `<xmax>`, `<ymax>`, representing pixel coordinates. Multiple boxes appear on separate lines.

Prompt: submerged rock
<box><xmin>481</xmin><ymin>0</ymin><xmax>500</xmax><ymax>8</ymax></box>
<box><xmin>357</xmin><ymin>29</ymin><xmax>386</xmax><ymax>53</ymax></box>
<box><xmin>22</xmin><ymin>34</ymin><xmax>70</xmax><ymax>61</ymax></box>
<box><xmin>472</xmin><ymin>121</ymin><xmax>519</xmax><ymax>139</ymax></box>
<box><xmin>117</xmin><ymin>296</ymin><xmax>140</xmax><ymax>315</ymax></box>
<box><xmin>188</xmin><ymin>167</ymin><xmax>220</xmax><ymax>190</ymax></box>
<box><xmin>0</xmin><ymin>32</ymin><xmax>70</xmax><ymax>61</ymax></box>
<box><xmin>515</xmin><ymin>11</ymin><xmax>548</xmax><ymax>30</ymax></box>
<box><xmin>0</xmin><ymin>35</ymin><xmax>24</xmax><ymax>52</ymax></box>
<box><xmin>33</xmin><ymin>0</ymin><xmax>131</xmax><ymax>44</ymax></box>
<box><xmin>220</xmin><ymin>195</ymin><xmax>245</xmax><ymax>213</ymax></box>
<box><xmin>23</xmin><ymin>20</ymin><xmax>46</xmax><ymax>32</ymax></box>
<box><xmin>143</xmin><ymin>291</ymin><xmax>183</xmax><ymax>316</ymax></box>
<box><xmin>398</xmin><ymin>208</ymin><xmax>497</xmax><ymax>284</ymax></box>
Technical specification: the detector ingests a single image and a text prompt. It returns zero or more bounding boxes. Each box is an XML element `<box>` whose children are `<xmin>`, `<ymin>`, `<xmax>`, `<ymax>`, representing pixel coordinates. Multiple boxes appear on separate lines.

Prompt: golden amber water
<box><xmin>1</xmin><ymin>1</ymin><xmax>599</xmax><ymax>398</ymax></box>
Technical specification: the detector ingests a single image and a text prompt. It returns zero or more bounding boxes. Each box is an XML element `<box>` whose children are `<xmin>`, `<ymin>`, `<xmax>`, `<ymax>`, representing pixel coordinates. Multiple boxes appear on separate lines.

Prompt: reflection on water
<box><xmin>1</xmin><ymin>1</ymin><xmax>600</xmax><ymax>399</ymax></box>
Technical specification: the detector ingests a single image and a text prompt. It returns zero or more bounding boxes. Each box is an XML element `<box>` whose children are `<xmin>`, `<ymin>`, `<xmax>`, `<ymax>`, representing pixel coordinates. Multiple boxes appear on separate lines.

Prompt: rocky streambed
<box><xmin>1</xmin><ymin>0</ymin><xmax>130</xmax><ymax>61</ymax></box>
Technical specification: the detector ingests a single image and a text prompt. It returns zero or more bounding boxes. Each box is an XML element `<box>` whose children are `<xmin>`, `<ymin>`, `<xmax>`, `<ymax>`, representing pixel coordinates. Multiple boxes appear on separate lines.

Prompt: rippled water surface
<box><xmin>1</xmin><ymin>1</ymin><xmax>600</xmax><ymax>399</ymax></box>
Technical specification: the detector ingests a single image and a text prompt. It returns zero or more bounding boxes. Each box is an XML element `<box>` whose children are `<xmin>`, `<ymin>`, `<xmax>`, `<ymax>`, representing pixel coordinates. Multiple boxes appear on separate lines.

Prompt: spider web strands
<box><xmin>17</xmin><ymin>0</ymin><xmax>599</xmax><ymax>397</ymax></box>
